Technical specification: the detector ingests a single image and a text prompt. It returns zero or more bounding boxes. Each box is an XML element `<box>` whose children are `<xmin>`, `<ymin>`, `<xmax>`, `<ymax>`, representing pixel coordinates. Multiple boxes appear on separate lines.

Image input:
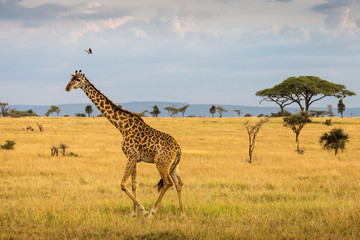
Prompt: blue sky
<box><xmin>1</xmin><ymin>0</ymin><xmax>360</xmax><ymax>108</ymax></box>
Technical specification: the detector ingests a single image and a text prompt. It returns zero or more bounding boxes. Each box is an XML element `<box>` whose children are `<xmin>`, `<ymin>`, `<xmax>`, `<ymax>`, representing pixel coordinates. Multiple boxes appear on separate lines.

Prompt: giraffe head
<box><xmin>65</xmin><ymin>70</ymin><xmax>87</xmax><ymax>92</ymax></box>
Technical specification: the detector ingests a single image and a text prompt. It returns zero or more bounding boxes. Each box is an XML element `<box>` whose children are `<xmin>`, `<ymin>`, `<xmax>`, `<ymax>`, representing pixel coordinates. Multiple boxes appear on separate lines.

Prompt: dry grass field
<box><xmin>1</xmin><ymin>116</ymin><xmax>360</xmax><ymax>239</ymax></box>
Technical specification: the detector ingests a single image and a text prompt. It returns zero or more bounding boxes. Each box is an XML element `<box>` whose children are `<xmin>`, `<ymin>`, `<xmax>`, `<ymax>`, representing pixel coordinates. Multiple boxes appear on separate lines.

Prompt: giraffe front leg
<box><xmin>120</xmin><ymin>159</ymin><xmax>148</xmax><ymax>217</ymax></box>
<box><xmin>131</xmin><ymin>164</ymin><xmax>137</xmax><ymax>217</ymax></box>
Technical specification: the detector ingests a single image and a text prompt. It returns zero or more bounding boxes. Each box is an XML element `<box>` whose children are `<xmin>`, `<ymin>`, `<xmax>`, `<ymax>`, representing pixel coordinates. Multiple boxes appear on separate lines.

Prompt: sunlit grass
<box><xmin>1</xmin><ymin>116</ymin><xmax>360</xmax><ymax>239</ymax></box>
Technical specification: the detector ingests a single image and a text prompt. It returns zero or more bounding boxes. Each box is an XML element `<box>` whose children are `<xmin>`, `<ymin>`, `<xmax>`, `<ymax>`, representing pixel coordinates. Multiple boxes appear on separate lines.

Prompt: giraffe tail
<box><xmin>156</xmin><ymin>179</ymin><xmax>164</xmax><ymax>192</ymax></box>
<box><xmin>155</xmin><ymin>150</ymin><xmax>181</xmax><ymax>192</ymax></box>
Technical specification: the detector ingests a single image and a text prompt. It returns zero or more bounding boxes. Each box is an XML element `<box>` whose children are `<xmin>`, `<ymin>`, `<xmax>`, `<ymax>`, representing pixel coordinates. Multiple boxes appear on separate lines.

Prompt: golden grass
<box><xmin>1</xmin><ymin>116</ymin><xmax>360</xmax><ymax>239</ymax></box>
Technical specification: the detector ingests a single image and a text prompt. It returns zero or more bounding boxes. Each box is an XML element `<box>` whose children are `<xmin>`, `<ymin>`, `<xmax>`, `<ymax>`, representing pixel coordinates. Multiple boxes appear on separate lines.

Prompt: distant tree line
<box><xmin>0</xmin><ymin>102</ymin><xmax>38</xmax><ymax>117</ymax></box>
<box><xmin>1</xmin><ymin>76</ymin><xmax>355</xmax><ymax>118</ymax></box>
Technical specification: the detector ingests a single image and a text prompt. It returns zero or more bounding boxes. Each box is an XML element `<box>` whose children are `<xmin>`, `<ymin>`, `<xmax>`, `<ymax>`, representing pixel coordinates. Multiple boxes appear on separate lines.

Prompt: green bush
<box><xmin>1</xmin><ymin>140</ymin><xmax>16</xmax><ymax>150</ymax></box>
<box><xmin>324</xmin><ymin>119</ymin><xmax>332</xmax><ymax>126</ymax></box>
<box><xmin>320</xmin><ymin>128</ymin><xmax>349</xmax><ymax>155</ymax></box>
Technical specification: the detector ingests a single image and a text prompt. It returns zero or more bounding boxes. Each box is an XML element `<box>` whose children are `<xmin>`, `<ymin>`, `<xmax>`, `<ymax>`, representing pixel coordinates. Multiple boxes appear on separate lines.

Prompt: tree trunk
<box><xmin>296</xmin><ymin>133</ymin><xmax>300</xmax><ymax>153</ymax></box>
<box><xmin>248</xmin><ymin>140</ymin><xmax>253</xmax><ymax>164</ymax></box>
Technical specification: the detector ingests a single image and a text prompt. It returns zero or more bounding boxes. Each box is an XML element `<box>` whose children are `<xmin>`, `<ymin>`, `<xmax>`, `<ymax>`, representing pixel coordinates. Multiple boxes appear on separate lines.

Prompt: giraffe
<box><xmin>65</xmin><ymin>70</ymin><xmax>184</xmax><ymax>217</ymax></box>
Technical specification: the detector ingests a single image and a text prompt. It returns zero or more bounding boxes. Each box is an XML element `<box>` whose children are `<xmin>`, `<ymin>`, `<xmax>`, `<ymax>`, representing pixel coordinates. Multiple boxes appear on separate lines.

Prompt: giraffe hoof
<box><xmin>142</xmin><ymin>211</ymin><xmax>149</xmax><ymax>217</ymax></box>
<box><xmin>149</xmin><ymin>210</ymin><xmax>156</xmax><ymax>217</ymax></box>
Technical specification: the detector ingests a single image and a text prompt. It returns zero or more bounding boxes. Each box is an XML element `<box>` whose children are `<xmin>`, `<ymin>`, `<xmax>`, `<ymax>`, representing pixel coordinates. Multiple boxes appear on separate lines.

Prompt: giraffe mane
<box><xmin>85</xmin><ymin>77</ymin><xmax>144</xmax><ymax>122</ymax></box>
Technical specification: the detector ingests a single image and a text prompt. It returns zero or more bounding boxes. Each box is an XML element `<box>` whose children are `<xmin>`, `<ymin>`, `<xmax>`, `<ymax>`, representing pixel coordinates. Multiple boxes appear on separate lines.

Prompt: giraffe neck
<box><xmin>80</xmin><ymin>79</ymin><xmax>136</xmax><ymax>134</ymax></box>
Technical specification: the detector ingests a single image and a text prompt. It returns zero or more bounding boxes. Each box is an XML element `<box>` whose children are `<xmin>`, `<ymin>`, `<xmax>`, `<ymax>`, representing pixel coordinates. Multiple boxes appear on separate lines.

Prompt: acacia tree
<box><xmin>52</xmin><ymin>105</ymin><xmax>60</xmax><ymax>116</ymax></box>
<box><xmin>327</xmin><ymin>104</ymin><xmax>335</xmax><ymax>117</ymax></box>
<box><xmin>256</xmin><ymin>76</ymin><xmax>355</xmax><ymax>113</ymax></box>
<box><xmin>46</xmin><ymin>105</ymin><xmax>60</xmax><ymax>116</ymax></box>
<box><xmin>178</xmin><ymin>105</ymin><xmax>190</xmax><ymax>117</ymax></box>
<box><xmin>139</xmin><ymin>110</ymin><xmax>148</xmax><ymax>117</ymax></box>
<box><xmin>283</xmin><ymin>112</ymin><xmax>309</xmax><ymax>154</ymax></box>
<box><xmin>164</xmin><ymin>106</ymin><xmax>179</xmax><ymax>117</ymax></box>
<box><xmin>233</xmin><ymin>109</ymin><xmax>242</xmax><ymax>117</ymax></box>
<box><xmin>209</xmin><ymin>105</ymin><xmax>216</xmax><ymax>117</ymax></box>
<box><xmin>85</xmin><ymin>105</ymin><xmax>94</xmax><ymax>117</ymax></box>
<box><xmin>216</xmin><ymin>106</ymin><xmax>227</xmax><ymax>118</ymax></box>
<box><xmin>256</xmin><ymin>86</ymin><xmax>295</xmax><ymax>116</ymax></box>
<box><xmin>320</xmin><ymin>128</ymin><xmax>349</xmax><ymax>155</ymax></box>
<box><xmin>0</xmin><ymin>102</ymin><xmax>9</xmax><ymax>117</ymax></box>
<box><xmin>150</xmin><ymin>105</ymin><xmax>161</xmax><ymax>117</ymax></box>
<box><xmin>337</xmin><ymin>99</ymin><xmax>345</xmax><ymax>118</ymax></box>
<box><xmin>244</xmin><ymin>117</ymin><xmax>269</xmax><ymax>164</ymax></box>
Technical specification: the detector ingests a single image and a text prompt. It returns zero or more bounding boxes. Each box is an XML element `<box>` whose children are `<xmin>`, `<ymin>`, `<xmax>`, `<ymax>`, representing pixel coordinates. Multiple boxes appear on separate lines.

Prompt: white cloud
<box><xmin>1</xmin><ymin>0</ymin><xmax>360</xmax><ymax>107</ymax></box>
<box><xmin>171</xmin><ymin>15</ymin><xmax>196</xmax><ymax>39</ymax></box>
<box><xmin>103</xmin><ymin>16</ymin><xmax>135</xmax><ymax>29</ymax></box>
<box><xmin>313</xmin><ymin>0</ymin><xmax>360</xmax><ymax>33</ymax></box>
<box><xmin>130</xmin><ymin>28</ymin><xmax>148</xmax><ymax>38</ymax></box>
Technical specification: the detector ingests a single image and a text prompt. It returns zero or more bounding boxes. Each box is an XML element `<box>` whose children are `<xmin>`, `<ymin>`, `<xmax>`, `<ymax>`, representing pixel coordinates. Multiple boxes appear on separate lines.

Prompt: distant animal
<box><xmin>85</xmin><ymin>48</ymin><xmax>92</xmax><ymax>54</ymax></box>
<box><xmin>65</xmin><ymin>70</ymin><xmax>184</xmax><ymax>217</ymax></box>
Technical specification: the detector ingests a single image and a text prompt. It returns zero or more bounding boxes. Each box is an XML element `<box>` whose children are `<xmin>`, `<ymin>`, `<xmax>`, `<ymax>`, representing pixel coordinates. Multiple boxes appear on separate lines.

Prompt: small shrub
<box><xmin>244</xmin><ymin>113</ymin><xmax>252</xmax><ymax>117</ymax></box>
<box><xmin>36</xmin><ymin>123</ymin><xmax>44</xmax><ymax>131</ymax></box>
<box><xmin>68</xmin><ymin>152</ymin><xmax>79</xmax><ymax>157</ymax></box>
<box><xmin>271</xmin><ymin>110</ymin><xmax>292</xmax><ymax>117</ymax></box>
<box><xmin>26</xmin><ymin>126</ymin><xmax>34</xmax><ymax>131</ymax></box>
<box><xmin>324</xmin><ymin>119</ymin><xmax>332</xmax><ymax>126</ymax></box>
<box><xmin>1</xmin><ymin>140</ymin><xmax>16</xmax><ymax>150</ymax></box>
<box><xmin>59</xmin><ymin>143</ymin><xmax>68</xmax><ymax>156</ymax></box>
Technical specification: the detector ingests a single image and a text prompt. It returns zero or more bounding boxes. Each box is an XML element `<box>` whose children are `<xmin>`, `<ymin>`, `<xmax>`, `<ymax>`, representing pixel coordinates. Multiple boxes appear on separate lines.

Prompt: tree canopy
<box><xmin>164</xmin><ymin>106</ymin><xmax>179</xmax><ymax>117</ymax></box>
<box><xmin>46</xmin><ymin>105</ymin><xmax>61</xmax><ymax>116</ymax></box>
<box><xmin>256</xmin><ymin>86</ymin><xmax>294</xmax><ymax>116</ymax></box>
<box><xmin>233</xmin><ymin>109</ymin><xmax>242</xmax><ymax>117</ymax></box>
<box><xmin>178</xmin><ymin>105</ymin><xmax>190</xmax><ymax>117</ymax></box>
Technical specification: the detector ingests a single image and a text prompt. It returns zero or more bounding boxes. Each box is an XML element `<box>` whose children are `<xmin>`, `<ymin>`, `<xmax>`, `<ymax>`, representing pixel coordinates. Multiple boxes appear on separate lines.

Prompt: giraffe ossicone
<box><xmin>65</xmin><ymin>70</ymin><xmax>184</xmax><ymax>217</ymax></box>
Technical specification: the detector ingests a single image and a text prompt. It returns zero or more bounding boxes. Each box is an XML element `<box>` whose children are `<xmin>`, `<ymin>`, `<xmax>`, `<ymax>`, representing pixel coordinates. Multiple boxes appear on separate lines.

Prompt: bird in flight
<box><xmin>85</xmin><ymin>48</ymin><xmax>92</xmax><ymax>54</ymax></box>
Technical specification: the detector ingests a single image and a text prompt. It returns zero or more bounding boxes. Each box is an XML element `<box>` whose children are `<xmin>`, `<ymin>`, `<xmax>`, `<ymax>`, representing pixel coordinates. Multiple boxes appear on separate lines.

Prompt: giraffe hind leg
<box><xmin>155</xmin><ymin>150</ymin><xmax>180</xmax><ymax>192</ymax></box>
<box><xmin>150</xmin><ymin>152</ymin><xmax>175</xmax><ymax>216</ymax></box>
<box><xmin>131</xmin><ymin>164</ymin><xmax>137</xmax><ymax>217</ymax></box>
<box><xmin>150</xmin><ymin>169</ymin><xmax>173</xmax><ymax>216</ymax></box>
<box><xmin>171</xmin><ymin>165</ymin><xmax>185</xmax><ymax>216</ymax></box>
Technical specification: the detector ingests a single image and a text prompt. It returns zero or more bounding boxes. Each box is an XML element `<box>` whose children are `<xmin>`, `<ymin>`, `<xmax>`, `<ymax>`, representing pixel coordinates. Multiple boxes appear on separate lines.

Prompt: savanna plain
<box><xmin>1</xmin><ymin>117</ymin><xmax>360</xmax><ymax>239</ymax></box>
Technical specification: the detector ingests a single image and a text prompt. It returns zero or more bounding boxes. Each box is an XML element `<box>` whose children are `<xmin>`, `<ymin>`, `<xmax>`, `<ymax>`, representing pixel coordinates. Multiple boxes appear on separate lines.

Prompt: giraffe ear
<box><xmin>70</xmin><ymin>74</ymin><xmax>74</xmax><ymax>77</ymax></box>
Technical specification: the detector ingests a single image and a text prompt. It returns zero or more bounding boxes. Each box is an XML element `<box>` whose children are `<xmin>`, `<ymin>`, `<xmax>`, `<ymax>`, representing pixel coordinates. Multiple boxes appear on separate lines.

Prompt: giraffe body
<box><xmin>66</xmin><ymin>70</ymin><xmax>184</xmax><ymax>217</ymax></box>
